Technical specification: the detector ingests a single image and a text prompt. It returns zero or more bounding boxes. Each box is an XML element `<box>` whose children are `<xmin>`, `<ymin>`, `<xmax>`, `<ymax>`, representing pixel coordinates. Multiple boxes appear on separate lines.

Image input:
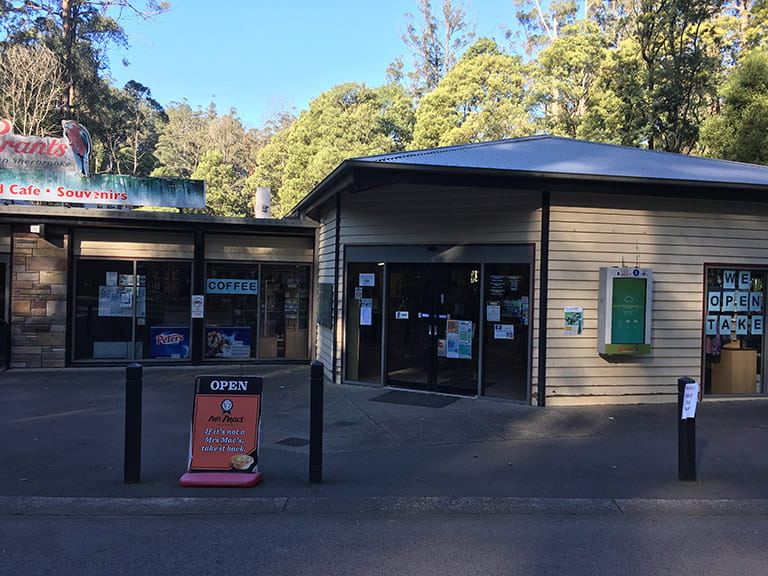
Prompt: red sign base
<box><xmin>179</xmin><ymin>471</ymin><xmax>263</xmax><ymax>487</ymax></box>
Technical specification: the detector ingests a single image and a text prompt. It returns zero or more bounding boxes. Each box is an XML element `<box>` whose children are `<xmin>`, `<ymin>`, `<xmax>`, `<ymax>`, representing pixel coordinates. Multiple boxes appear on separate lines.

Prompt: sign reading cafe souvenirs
<box><xmin>0</xmin><ymin>119</ymin><xmax>205</xmax><ymax>209</ymax></box>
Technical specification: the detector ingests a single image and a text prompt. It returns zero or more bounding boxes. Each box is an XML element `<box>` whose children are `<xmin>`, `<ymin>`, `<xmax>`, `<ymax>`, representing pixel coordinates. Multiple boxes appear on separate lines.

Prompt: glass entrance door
<box><xmin>387</xmin><ymin>263</ymin><xmax>480</xmax><ymax>395</ymax></box>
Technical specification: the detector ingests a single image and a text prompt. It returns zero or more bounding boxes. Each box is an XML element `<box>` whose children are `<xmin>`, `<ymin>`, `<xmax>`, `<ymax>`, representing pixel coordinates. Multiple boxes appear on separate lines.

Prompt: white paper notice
<box><xmin>191</xmin><ymin>294</ymin><xmax>204</xmax><ymax>318</ymax></box>
<box><xmin>681</xmin><ymin>382</ymin><xmax>700</xmax><ymax>420</ymax></box>
<box><xmin>360</xmin><ymin>298</ymin><xmax>373</xmax><ymax>326</ymax></box>
<box><xmin>487</xmin><ymin>302</ymin><xmax>501</xmax><ymax>322</ymax></box>
<box><xmin>359</xmin><ymin>273</ymin><xmax>375</xmax><ymax>287</ymax></box>
<box><xmin>494</xmin><ymin>324</ymin><xmax>514</xmax><ymax>340</ymax></box>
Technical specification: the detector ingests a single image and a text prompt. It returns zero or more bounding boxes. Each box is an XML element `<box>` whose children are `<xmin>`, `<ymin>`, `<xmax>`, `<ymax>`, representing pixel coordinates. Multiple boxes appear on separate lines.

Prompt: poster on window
<box><xmin>489</xmin><ymin>275</ymin><xmax>505</xmax><ymax>297</ymax></box>
<box><xmin>150</xmin><ymin>326</ymin><xmax>191</xmax><ymax>358</ymax></box>
<box><xmin>96</xmin><ymin>285</ymin><xmax>132</xmax><ymax>317</ymax></box>
<box><xmin>486</xmin><ymin>301</ymin><xmax>501</xmax><ymax>322</ymax></box>
<box><xmin>359</xmin><ymin>298</ymin><xmax>373</xmax><ymax>326</ymax></box>
<box><xmin>446</xmin><ymin>319</ymin><xmax>473</xmax><ymax>359</ymax></box>
<box><xmin>205</xmin><ymin>327</ymin><xmax>252</xmax><ymax>359</ymax></box>
<box><xmin>359</xmin><ymin>273</ymin><xmax>375</xmax><ymax>287</ymax></box>
<box><xmin>494</xmin><ymin>324</ymin><xmax>514</xmax><ymax>340</ymax></box>
<box><xmin>98</xmin><ymin>285</ymin><xmax>119</xmax><ymax>317</ymax></box>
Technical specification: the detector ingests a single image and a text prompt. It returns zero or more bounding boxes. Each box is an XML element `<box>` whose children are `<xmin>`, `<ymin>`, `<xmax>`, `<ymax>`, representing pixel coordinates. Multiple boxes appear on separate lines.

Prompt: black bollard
<box><xmin>124</xmin><ymin>363</ymin><xmax>143</xmax><ymax>484</ymax></box>
<box><xmin>309</xmin><ymin>361</ymin><xmax>324</xmax><ymax>483</ymax></box>
<box><xmin>677</xmin><ymin>376</ymin><xmax>697</xmax><ymax>481</ymax></box>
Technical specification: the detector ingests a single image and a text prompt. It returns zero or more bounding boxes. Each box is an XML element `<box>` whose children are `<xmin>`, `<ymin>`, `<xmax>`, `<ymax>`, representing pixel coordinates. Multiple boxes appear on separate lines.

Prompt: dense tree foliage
<box><xmin>412</xmin><ymin>38</ymin><xmax>530</xmax><ymax>147</ymax></box>
<box><xmin>528</xmin><ymin>22</ymin><xmax>608</xmax><ymax>137</ymax></box>
<box><xmin>5</xmin><ymin>0</ymin><xmax>768</xmax><ymax>216</ymax></box>
<box><xmin>699</xmin><ymin>51</ymin><xmax>768</xmax><ymax>163</ymax></box>
<box><xmin>249</xmin><ymin>82</ymin><xmax>415</xmax><ymax>217</ymax></box>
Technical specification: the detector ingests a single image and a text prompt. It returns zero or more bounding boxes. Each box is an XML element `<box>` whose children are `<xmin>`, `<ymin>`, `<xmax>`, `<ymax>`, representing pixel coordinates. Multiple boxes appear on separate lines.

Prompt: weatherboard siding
<box><xmin>74</xmin><ymin>230</ymin><xmax>194</xmax><ymax>259</ymax></box>
<box><xmin>545</xmin><ymin>192</ymin><xmax>768</xmax><ymax>405</ymax></box>
<box><xmin>312</xmin><ymin>185</ymin><xmax>768</xmax><ymax>405</ymax></box>
<box><xmin>205</xmin><ymin>234</ymin><xmax>313</xmax><ymax>262</ymax></box>
<box><xmin>336</xmin><ymin>186</ymin><xmax>544</xmax><ymax>396</ymax></box>
<box><xmin>314</xmin><ymin>201</ymin><xmax>338</xmax><ymax>382</ymax></box>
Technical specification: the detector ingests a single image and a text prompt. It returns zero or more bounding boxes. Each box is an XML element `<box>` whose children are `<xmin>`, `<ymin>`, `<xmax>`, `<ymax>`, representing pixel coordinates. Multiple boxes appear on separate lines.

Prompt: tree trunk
<box><xmin>61</xmin><ymin>0</ymin><xmax>77</xmax><ymax>117</ymax></box>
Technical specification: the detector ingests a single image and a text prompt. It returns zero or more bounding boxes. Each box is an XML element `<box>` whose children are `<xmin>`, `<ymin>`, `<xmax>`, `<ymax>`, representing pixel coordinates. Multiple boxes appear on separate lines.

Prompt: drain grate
<box><xmin>277</xmin><ymin>437</ymin><xmax>310</xmax><ymax>447</ymax></box>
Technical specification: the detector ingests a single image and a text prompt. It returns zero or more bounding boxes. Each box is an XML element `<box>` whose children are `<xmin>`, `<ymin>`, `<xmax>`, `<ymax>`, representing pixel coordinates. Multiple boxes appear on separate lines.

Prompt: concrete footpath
<box><xmin>1</xmin><ymin>364</ymin><xmax>767</xmax><ymax>515</ymax></box>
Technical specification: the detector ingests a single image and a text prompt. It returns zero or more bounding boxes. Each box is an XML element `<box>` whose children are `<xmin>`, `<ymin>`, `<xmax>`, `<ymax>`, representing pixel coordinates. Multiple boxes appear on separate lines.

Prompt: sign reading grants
<box><xmin>0</xmin><ymin>118</ymin><xmax>206</xmax><ymax>209</ymax></box>
<box><xmin>0</xmin><ymin>118</ymin><xmax>84</xmax><ymax>174</ymax></box>
<box><xmin>179</xmin><ymin>375</ymin><xmax>264</xmax><ymax>487</ymax></box>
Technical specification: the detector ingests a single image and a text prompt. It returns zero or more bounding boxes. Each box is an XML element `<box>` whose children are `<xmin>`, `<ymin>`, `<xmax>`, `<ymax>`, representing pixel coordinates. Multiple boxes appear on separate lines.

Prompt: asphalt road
<box><xmin>2</xmin><ymin>510</ymin><xmax>767</xmax><ymax>575</ymax></box>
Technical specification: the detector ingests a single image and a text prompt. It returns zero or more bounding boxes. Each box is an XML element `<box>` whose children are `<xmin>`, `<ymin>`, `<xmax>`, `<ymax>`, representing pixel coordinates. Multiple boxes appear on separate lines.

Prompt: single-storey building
<box><xmin>290</xmin><ymin>135</ymin><xmax>768</xmax><ymax>405</ymax></box>
<box><xmin>0</xmin><ymin>205</ymin><xmax>315</xmax><ymax>368</ymax></box>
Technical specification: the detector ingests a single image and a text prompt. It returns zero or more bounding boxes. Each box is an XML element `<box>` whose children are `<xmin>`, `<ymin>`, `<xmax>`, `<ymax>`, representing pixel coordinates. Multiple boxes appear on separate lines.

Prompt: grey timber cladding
<box><xmin>317</xmin><ymin>283</ymin><xmax>333</xmax><ymax>328</ymax></box>
<box><xmin>205</xmin><ymin>234</ymin><xmax>313</xmax><ymax>262</ymax></box>
<box><xmin>544</xmin><ymin>192</ymin><xmax>768</xmax><ymax>405</ymax></box>
<box><xmin>74</xmin><ymin>230</ymin><xmax>194</xmax><ymax>259</ymax></box>
<box><xmin>315</xmin><ymin>204</ymin><xmax>338</xmax><ymax>381</ymax></box>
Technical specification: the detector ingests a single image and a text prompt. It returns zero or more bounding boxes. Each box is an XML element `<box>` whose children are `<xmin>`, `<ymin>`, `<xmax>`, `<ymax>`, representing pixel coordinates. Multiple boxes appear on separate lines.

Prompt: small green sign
<box><xmin>610</xmin><ymin>278</ymin><xmax>646</xmax><ymax>344</ymax></box>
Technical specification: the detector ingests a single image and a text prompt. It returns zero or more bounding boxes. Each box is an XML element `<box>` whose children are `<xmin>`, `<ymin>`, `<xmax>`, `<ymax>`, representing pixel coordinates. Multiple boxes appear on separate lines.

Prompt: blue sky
<box><xmin>106</xmin><ymin>1</ymin><xmax>522</xmax><ymax>128</ymax></box>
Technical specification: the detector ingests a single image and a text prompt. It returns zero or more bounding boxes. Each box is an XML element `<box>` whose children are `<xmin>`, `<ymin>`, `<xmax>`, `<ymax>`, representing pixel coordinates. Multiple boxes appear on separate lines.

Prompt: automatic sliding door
<box><xmin>433</xmin><ymin>264</ymin><xmax>480</xmax><ymax>395</ymax></box>
<box><xmin>387</xmin><ymin>264</ymin><xmax>433</xmax><ymax>390</ymax></box>
<box><xmin>387</xmin><ymin>263</ymin><xmax>480</xmax><ymax>395</ymax></box>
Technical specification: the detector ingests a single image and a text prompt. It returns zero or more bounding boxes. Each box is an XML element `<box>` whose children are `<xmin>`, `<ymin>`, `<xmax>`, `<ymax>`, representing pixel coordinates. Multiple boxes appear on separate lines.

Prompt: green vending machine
<box><xmin>598</xmin><ymin>267</ymin><xmax>653</xmax><ymax>355</ymax></box>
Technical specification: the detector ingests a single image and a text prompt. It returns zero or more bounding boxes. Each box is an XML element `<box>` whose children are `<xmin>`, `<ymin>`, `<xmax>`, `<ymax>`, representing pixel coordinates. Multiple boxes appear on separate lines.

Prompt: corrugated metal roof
<box><xmin>355</xmin><ymin>135</ymin><xmax>768</xmax><ymax>186</ymax></box>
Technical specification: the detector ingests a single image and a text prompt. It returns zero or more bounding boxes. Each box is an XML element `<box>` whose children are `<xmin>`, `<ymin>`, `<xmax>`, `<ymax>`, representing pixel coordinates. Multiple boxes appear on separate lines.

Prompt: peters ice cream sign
<box><xmin>0</xmin><ymin>118</ymin><xmax>205</xmax><ymax>209</ymax></box>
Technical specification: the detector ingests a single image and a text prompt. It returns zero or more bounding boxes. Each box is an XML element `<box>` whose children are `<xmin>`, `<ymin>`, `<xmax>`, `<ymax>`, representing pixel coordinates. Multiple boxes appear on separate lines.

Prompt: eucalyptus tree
<box><xmin>90</xmin><ymin>80</ymin><xmax>166</xmax><ymax>175</ymax></box>
<box><xmin>1</xmin><ymin>0</ymin><xmax>168</xmax><ymax>122</ymax></box>
<box><xmin>401</xmin><ymin>0</ymin><xmax>476</xmax><ymax>100</ymax></box>
<box><xmin>699</xmin><ymin>51</ymin><xmax>768</xmax><ymax>164</ymax></box>
<box><xmin>528</xmin><ymin>21</ymin><xmax>609</xmax><ymax>137</ymax></box>
<box><xmin>578</xmin><ymin>0</ymin><xmax>722</xmax><ymax>152</ymax></box>
<box><xmin>192</xmin><ymin>150</ymin><xmax>250</xmax><ymax>217</ymax></box>
<box><xmin>711</xmin><ymin>0</ymin><xmax>768</xmax><ymax>65</ymax></box>
<box><xmin>512</xmin><ymin>0</ymin><xmax>580</xmax><ymax>56</ymax></box>
<box><xmin>250</xmin><ymin>82</ymin><xmax>415</xmax><ymax>217</ymax></box>
<box><xmin>150</xmin><ymin>101</ymin><xmax>210</xmax><ymax>178</ymax></box>
<box><xmin>411</xmin><ymin>38</ymin><xmax>531</xmax><ymax>148</ymax></box>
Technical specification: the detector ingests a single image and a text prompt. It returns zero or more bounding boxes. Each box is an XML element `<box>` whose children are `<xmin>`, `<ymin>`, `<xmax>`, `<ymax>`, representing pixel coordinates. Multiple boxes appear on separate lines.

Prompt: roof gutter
<box><xmin>290</xmin><ymin>159</ymin><xmax>768</xmax><ymax>219</ymax></box>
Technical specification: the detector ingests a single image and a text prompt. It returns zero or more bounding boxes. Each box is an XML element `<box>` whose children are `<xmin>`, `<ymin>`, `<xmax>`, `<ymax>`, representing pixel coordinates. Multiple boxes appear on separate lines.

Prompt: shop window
<box><xmin>482</xmin><ymin>264</ymin><xmax>531</xmax><ymax>400</ymax></box>
<box><xmin>205</xmin><ymin>263</ymin><xmax>260</xmax><ymax>359</ymax></box>
<box><xmin>259</xmin><ymin>265</ymin><xmax>310</xmax><ymax>359</ymax></box>
<box><xmin>74</xmin><ymin>259</ymin><xmax>192</xmax><ymax>361</ymax></box>
<box><xmin>138</xmin><ymin>261</ymin><xmax>192</xmax><ymax>359</ymax></box>
<box><xmin>704</xmin><ymin>268</ymin><xmax>765</xmax><ymax>395</ymax></box>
